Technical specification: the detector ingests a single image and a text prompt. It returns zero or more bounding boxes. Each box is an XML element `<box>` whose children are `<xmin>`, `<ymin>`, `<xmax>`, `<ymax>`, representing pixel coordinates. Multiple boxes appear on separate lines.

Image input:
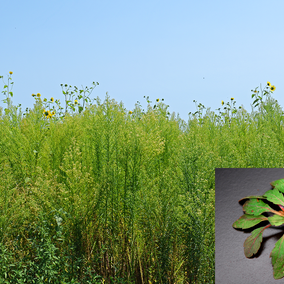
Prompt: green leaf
<box><xmin>271</xmin><ymin>235</ymin><xmax>284</xmax><ymax>267</ymax></box>
<box><xmin>244</xmin><ymin>226</ymin><xmax>266</xmax><ymax>257</ymax></box>
<box><xmin>238</xmin><ymin>195</ymin><xmax>266</xmax><ymax>202</ymax></box>
<box><xmin>273</xmin><ymin>254</ymin><xmax>284</xmax><ymax>279</ymax></box>
<box><xmin>243</xmin><ymin>199</ymin><xmax>274</xmax><ymax>216</ymax></box>
<box><xmin>264</xmin><ymin>189</ymin><xmax>284</xmax><ymax>207</ymax></box>
<box><xmin>233</xmin><ymin>214</ymin><xmax>268</xmax><ymax>229</ymax></box>
<box><xmin>268</xmin><ymin>215</ymin><xmax>284</xmax><ymax>226</ymax></box>
<box><xmin>271</xmin><ymin>179</ymin><xmax>284</xmax><ymax>193</ymax></box>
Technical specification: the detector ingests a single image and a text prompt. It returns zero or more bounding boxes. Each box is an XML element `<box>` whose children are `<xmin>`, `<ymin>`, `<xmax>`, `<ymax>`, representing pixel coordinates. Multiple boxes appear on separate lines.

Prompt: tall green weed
<box><xmin>0</xmin><ymin>73</ymin><xmax>283</xmax><ymax>283</ymax></box>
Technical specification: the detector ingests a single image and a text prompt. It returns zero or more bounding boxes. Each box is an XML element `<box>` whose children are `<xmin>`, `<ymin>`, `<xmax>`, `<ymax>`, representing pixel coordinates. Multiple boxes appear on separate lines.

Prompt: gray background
<box><xmin>215</xmin><ymin>168</ymin><xmax>284</xmax><ymax>284</ymax></box>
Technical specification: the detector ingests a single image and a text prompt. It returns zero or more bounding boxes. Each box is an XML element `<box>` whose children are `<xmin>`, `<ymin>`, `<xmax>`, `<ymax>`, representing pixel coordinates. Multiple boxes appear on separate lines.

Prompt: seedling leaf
<box><xmin>238</xmin><ymin>195</ymin><xmax>266</xmax><ymax>202</ymax></box>
<box><xmin>270</xmin><ymin>235</ymin><xmax>284</xmax><ymax>266</ymax></box>
<box><xmin>264</xmin><ymin>189</ymin><xmax>284</xmax><ymax>207</ymax></box>
<box><xmin>244</xmin><ymin>226</ymin><xmax>266</xmax><ymax>257</ymax></box>
<box><xmin>243</xmin><ymin>199</ymin><xmax>274</xmax><ymax>216</ymax></box>
<box><xmin>271</xmin><ymin>179</ymin><xmax>284</xmax><ymax>193</ymax></box>
<box><xmin>273</xmin><ymin>255</ymin><xmax>284</xmax><ymax>279</ymax></box>
<box><xmin>233</xmin><ymin>214</ymin><xmax>268</xmax><ymax>229</ymax></box>
<box><xmin>268</xmin><ymin>215</ymin><xmax>284</xmax><ymax>226</ymax></box>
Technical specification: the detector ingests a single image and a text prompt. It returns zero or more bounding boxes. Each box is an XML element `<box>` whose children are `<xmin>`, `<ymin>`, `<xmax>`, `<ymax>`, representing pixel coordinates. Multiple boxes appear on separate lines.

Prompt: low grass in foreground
<box><xmin>0</xmin><ymin>73</ymin><xmax>282</xmax><ymax>283</ymax></box>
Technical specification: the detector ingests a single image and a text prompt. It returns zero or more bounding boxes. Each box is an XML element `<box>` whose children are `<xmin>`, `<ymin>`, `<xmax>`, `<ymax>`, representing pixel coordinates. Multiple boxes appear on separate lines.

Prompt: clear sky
<box><xmin>1</xmin><ymin>0</ymin><xmax>284</xmax><ymax>121</ymax></box>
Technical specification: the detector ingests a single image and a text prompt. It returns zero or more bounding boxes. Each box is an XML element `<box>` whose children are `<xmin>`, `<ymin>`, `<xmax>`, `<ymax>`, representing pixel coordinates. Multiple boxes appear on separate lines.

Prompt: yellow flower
<box><xmin>50</xmin><ymin>97</ymin><xmax>54</xmax><ymax>102</ymax></box>
<box><xmin>129</xmin><ymin>111</ymin><xmax>132</xmax><ymax>114</ymax></box>
<box><xmin>43</xmin><ymin>98</ymin><xmax>47</xmax><ymax>102</ymax></box>
<box><xmin>52</xmin><ymin>111</ymin><xmax>55</xmax><ymax>115</ymax></box>
<box><xmin>267</xmin><ymin>81</ymin><xmax>271</xmax><ymax>87</ymax></box>
<box><xmin>74</xmin><ymin>99</ymin><xmax>78</xmax><ymax>104</ymax></box>
<box><xmin>32</xmin><ymin>94</ymin><xmax>36</xmax><ymax>97</ymax></box>
<box><xmin>270</xmin><ymin>85</ymin><xmax>276</xmax><ymax>92</ymax></box>
<box><xmin>156</xmin><ymin>98</ymin><xmax>159</xmax><ymax>102</ymax></box>
<box><xmin>37</xmin><ymin>93</ymin><xmax>41</xmax><ymax>97</ymax></box>
<box><xmin>9</xmin><ymin>71</ymin><xmax>13</xmax><ymax>75</ymax></box>
<box><xmin>43</xmin><ymin>110</ymin><xmax>52</xmax><ymax>118</ymax></box>
<box><xmin>231</xmin><ymin>97</ymin><xmax>234</xmax><ymax>100</ymax></box>
<box><xmin>221</xmin><ymin>100</ymin><xmax>224</xmax><ymax>105</ymax></box>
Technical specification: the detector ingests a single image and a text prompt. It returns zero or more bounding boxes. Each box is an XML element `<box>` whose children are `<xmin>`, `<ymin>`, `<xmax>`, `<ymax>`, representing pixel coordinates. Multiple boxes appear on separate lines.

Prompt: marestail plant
<box><xmin>0</xmin><ymin>71</ymin><xmax>14</xmax><ymax>110</ymax></box>
<box><xmin>60</xmin><ymin>81</ymin><xmax>99</xmax><ymax>115</ymax></box>
<box><xmin>233</xmin><ymin>178</ymin><xmax>284</xmax><ymax>280</ymax></box>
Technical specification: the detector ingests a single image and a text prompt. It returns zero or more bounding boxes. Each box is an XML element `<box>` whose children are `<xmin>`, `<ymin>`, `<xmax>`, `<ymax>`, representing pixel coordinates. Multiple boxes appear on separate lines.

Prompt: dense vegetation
<box><xmin>0</xmin><ymin>73</ymin><xmax>282</xmax><ymax>283</ymax></box>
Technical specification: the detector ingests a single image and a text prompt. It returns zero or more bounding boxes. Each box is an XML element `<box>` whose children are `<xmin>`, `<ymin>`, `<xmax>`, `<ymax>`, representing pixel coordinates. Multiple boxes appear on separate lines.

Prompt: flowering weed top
<box><xmin>250</xmin><ymin>81</ymin><xmax>277</xmax><ymax>114</ymax></box>
<box><xmin>43</xmin><ymin>109</ymin><xmax>54</xmax><ymax>119</ymax></box>
<box><xmin>267</xmin><ymin>81</ymin><xmax>276</xmax><ymax>92</ymax></box>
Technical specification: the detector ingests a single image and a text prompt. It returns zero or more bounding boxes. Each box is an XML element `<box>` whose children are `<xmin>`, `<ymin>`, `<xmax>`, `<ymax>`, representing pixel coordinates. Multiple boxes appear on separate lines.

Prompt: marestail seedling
<box><xmin>233</xmin><ymin>178</ymin><xmax>284</xmax><ymax>280</ymax></box>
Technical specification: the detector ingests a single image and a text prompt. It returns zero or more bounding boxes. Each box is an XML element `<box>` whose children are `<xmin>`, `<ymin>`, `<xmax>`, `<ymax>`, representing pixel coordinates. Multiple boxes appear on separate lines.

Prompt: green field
<box><xmin>0</xmin><ymin>75</ymin><xmax>281</xmax><ymax>283</ymax></box>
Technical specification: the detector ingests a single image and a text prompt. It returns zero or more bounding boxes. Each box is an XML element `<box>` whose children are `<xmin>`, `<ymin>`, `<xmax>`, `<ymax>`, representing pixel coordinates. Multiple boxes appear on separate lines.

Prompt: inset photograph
<box><xmin>216</xmin><ymin>168</ymin><xmax>284</xmax><ymax>284</ymax></box>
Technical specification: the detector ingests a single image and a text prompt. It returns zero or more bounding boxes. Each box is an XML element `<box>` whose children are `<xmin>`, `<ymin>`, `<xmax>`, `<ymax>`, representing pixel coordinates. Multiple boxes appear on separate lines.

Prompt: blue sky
<box><xmin>1</xmin><ymin>0</ymin><xmax>284</xmax><ymax>121</ymax></box>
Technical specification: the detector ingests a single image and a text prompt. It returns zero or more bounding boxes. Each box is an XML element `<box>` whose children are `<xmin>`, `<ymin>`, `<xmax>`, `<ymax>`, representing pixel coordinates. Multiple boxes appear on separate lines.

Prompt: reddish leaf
<box><xmin>273</xmin><ymin>255</ymin><xmax>284</xmax><ymax>279</ymax></box>
<box><xmin>271</xmin><ymin>179</ymin><xmax>284</xmax><ymax>194</ymax></box>
<box><xmin>268</xmin><ymin>215</ymin><xmax>284</xmax><ymax>227</ymax></box>
<box><xmin>271</xmin><ymin>235</ymin><xmax>284</xmax><ymax>267</ymax></box>
<box><xmin>264</xmin><ymin>189</ymin><xmax>284</xmax><ymax>207</ymax></box>
<box><xmin>244</xmin><ymin>226</ymin><xmax>266</xmax><ymax>258</ymax></box>
<box><xmin>243</xmin><ymin>199</ymin><xmax>274</xmax><ymax>216</ymax></box>
<box><xmin>238</xmin><ymin>195</ymin><xmax>266</xmax><ymax>202</ymax></box>
<box><xmin>233</xmin><ymin>214</ymin><xmax>268</xmax><ymax>229</ymax></box>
